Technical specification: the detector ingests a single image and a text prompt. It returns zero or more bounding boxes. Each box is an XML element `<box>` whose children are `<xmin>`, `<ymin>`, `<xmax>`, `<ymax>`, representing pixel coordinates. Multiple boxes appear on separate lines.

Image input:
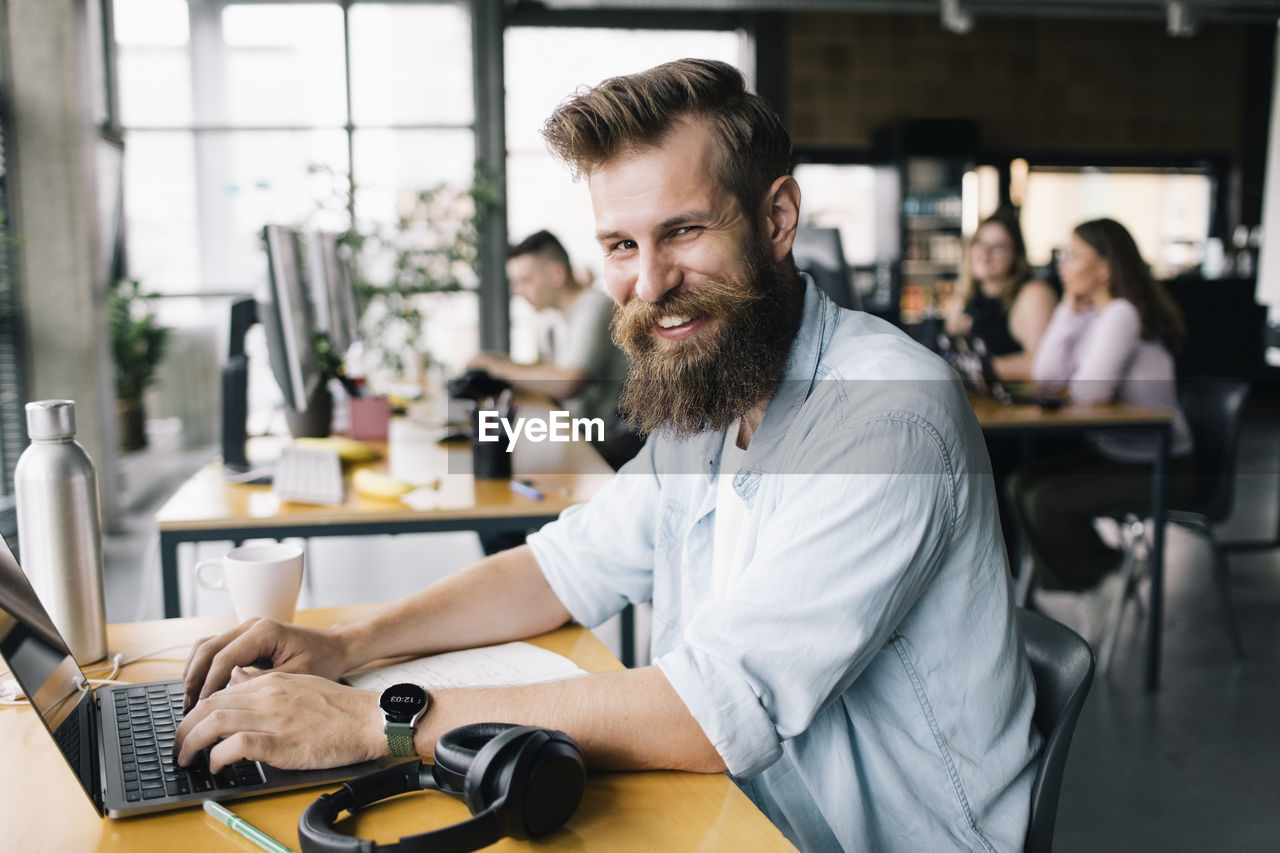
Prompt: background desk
<box><xmin>155</xmin><ymin>425</ymin><xmax>614</xmax><ymax>620</ymax></box>
<box><xmin>969</xmin><ymin>396</ymin><xmax>1173</xmax><ymax>691</ymax></box>
<box><xmin>0</xmin><ymin>606</ymin><xmax>796</xmax><ymax>852</ymax></box>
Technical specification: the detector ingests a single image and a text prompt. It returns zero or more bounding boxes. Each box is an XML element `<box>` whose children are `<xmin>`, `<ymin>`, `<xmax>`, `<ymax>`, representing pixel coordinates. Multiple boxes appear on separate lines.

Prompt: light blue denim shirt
<box><xmin>528</xmin><ymin>282</ymin><xmax>1041</xmax><ymax>852</ymax></box>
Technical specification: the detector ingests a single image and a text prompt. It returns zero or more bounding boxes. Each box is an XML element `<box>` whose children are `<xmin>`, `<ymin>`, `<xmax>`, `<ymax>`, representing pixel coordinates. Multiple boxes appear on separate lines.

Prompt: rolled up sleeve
<box><xmin>526</xmin><ymin>442</ymin><xmax>662</xmax><ymax>627</ymax></box>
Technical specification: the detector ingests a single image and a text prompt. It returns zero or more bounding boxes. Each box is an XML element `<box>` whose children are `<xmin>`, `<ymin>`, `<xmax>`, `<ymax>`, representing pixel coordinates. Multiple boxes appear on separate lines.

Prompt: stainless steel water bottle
<box><xmin>14</xmin><ymin>400</ymin><xmax>108</xmax><ymax>663</ymax></box>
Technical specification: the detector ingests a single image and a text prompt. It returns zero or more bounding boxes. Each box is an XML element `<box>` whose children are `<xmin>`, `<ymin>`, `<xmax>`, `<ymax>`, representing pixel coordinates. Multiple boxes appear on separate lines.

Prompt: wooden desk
<box><xmin>969</xmin><ymin>396</ymin><xmax>1174</xmax><ymax>691</ymax></box>
<box><xmin>155</xmin><ymin>422</ymin><xmax>615</xmax><ymax>620</ymax></box>
<box><xmin>0</xmin><ymin>606</ymin><xmax>796</xmax><ymax>852</ymax></box>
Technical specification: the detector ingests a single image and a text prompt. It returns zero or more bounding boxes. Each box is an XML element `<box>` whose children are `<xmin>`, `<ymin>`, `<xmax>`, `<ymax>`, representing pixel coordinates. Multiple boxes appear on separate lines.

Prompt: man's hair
<box><xmin>507</xmin><ymin>229</ymin><xmax>572</xmax><ymax>273</ymax></box>
<box><xmin>542</xmin><ymin>58</ymin><xmax>792</xmax><ymax>221</ymax></box>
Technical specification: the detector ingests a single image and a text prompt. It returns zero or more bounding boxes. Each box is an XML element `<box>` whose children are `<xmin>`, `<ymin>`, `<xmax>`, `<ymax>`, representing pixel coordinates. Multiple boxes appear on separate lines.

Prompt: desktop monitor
<box><xmin>304</xmin><ymin>232</ymin><xmax>361</xmax><ymax>357</ymax></box>
<box><xmin>793</xmin><ymin>226</ymin><xmax>862</xmax><ymax>311</ymax></box>
<box><xmin>261</xmin><ymin>224</ymin><xmax>322</xmax><ymax>413</ymax></box>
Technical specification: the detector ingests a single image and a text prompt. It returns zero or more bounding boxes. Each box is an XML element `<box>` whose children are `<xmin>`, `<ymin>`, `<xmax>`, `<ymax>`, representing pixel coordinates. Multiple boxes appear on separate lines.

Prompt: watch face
<box><xmin>380</xmin><ymin>682</ymin><xmax>428</xmax><ymax>722</ymax></box>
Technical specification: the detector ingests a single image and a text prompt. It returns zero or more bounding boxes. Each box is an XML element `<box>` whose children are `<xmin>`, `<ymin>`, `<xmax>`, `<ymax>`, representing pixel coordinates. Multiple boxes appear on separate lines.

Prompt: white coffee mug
<box><xmin>194</xmin><ymin>542</ymin><xmax>304</xmax><ymax>623</ymax></box>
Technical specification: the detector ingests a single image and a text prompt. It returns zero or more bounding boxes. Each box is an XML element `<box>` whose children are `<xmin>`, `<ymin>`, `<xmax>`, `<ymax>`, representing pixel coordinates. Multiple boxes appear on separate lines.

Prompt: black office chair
<box><xmin>1018</xmin><ymin>608</ymin><xmax>1095</xmax><ymax>853</ymax></box>
<box><xmin>1095</xmin><ymin>379</ymin><xmax>1249</xmax><ymax>672</ymax></box>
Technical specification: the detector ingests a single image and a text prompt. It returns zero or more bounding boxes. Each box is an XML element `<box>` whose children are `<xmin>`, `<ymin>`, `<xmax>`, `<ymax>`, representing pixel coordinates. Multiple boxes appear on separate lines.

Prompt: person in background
<box><xmin>470</xmin><ymin>231</ymin><xmax>627</xmax><ymax>425</ymax></box>
<box><xmin>469</xmin><ymin>230</ymin><xmax>639</xmax><ymax>468</ymax></box>
<box><xmin>1008</xmin><ymin>218</ymin><xmax>1196</xmax><ymax>629</ymax></box>
<box><xmin>945</xmin><ymin>207</ymin><xmax>1056</xmax><ymax>381</ymax></box>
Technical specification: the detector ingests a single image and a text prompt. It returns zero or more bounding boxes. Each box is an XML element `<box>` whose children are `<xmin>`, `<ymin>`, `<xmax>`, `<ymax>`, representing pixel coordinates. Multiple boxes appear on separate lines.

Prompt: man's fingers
<box><xmin>229</xmin><ymin>665</ymin><xmax>257</xmax><ymax>685</ymax></box>
<box><xmin>176</xmin><ymin>705</ymin><xmax>261</xmax><ymax>767</ymax></box>
<box><xmin>207</xmin><ymin>731</ymin><xmax>271</xmax><ymax>775</ymax></box>
<box><xmin>182</xmin><ymin>620</ymin><xmax>258</xmax><ymax>710</ymax></box>
<box><xmin>198</xmin><ymin>620</ymin><xmax>276</xmax><ymax>704</ymax></box>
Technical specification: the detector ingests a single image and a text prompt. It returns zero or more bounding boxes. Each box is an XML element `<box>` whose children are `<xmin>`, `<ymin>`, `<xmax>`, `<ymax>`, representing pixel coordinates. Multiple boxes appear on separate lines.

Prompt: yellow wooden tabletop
<box><xmin>156</xmin><ymin>419</ymin><xmax>616</xmax><ymax>533</ymax></box>
<box><xmin>968</xmin><ymin>394</ymin><xmax>1174</xmax><ymax>431</ymax></box>
<box><xmin>0</xmin><ymin>605</ymin><xmax>795</xmax><ymax>852</ymax></box>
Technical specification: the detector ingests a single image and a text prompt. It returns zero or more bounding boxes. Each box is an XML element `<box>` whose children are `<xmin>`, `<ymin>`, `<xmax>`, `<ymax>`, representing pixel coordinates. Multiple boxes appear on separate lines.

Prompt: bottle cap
<box><xmin>26</xmin><ymin>400</ymin><xmax>77</xmax><ymax>440</ymax></box>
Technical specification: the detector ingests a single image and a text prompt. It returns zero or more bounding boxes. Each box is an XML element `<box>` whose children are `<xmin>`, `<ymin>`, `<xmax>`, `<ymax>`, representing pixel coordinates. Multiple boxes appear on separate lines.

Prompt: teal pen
<box><xmin>203</xmin><ymin>799</ymin><xmax>296</xmax><ymax>853</ymax></box>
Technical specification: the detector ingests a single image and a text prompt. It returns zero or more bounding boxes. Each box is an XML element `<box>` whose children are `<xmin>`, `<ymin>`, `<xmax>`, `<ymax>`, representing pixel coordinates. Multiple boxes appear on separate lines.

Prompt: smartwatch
<box><xmin>379</xmin><ymin>682</ymin><xmax>429</xmax><ymax>758</ymax></box>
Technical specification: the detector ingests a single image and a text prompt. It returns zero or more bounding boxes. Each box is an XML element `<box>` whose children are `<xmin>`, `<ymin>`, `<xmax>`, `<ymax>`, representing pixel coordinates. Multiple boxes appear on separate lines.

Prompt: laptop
<box><xmin>0</xmin><ymin>533</ymin><xmax>382</xmax><ymax>817</ymax></box>
<box><xmin>937</xmin><ymin>332</ymin><xmax>1067</xmax><ymax>409</ymax></box>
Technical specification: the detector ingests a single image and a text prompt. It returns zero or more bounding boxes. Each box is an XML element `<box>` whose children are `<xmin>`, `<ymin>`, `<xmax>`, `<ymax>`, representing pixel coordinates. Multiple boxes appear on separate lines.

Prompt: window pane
<box><xmin>122</xmin><ymin>131</ymin><xmax>200</xmax><ymax>292</ymax></box>
<box><xmin>114</xmin><ymin>0</ymin><xmax>189</xmax><ymax>47</ymax></box>
<box><xmin>118</xmin><ymin>48</ymin><xmax>193</xmax><ymax>127</ymax></box>
<box><xmin>1022</xmin><ymin>169</ymin><xmax>1212</xmax><ymax>278</ymax></box>
<box><xmin>349</xmin><ymin>2</ymin><xmax>473</xmax><ymax>126</ymax></box>
<box><xmin>352</xmin><ymin>128</ymin><xmax>474</xmax><ymax>230</ymax></box>
<box><xmin>193</xmin><ymin>129</ymin><xmax>350</xmax><ymax>287</ymax></box>
<box><xmin>115</xmin><ymin>0</ymin><xmax>193</xmax><ymax>126</ymax></box>
<box><xmin>794</xmin><ymin>163</ymin><xmax>900</xmax><ymax>267</ymax></box>
<box><xmin>217</xmin><ymin>4</ymin><xmax>347</xmax><ymax>127</ymax></box>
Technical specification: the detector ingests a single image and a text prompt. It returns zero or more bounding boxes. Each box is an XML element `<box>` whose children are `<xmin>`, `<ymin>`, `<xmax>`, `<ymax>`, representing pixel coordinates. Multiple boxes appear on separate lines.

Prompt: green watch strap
<box><xmin>385</xmin><ymin>721</ymin><xmax>418</xmax><ymax>757</ymax></box>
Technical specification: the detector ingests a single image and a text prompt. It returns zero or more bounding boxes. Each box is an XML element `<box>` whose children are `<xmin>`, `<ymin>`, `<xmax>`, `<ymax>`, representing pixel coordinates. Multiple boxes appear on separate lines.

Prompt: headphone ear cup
<box><xmin>433</xmin><ymin>722</ymin><xmax>518</xmax><ymax>794</ymax></box>
<box><xmin>514</xmin><ymin>731</ymin><xmax>586</xmax><ymax>838</ymax></box>
<box><xmin>462</xmin><ymin>728</ymin><xmax>585</xmax><ymax>838</ymax></box>
<box><xmin>462</xmin><ymin>726</ymin><xmax>539</xmax><ymax>817</ymax></box>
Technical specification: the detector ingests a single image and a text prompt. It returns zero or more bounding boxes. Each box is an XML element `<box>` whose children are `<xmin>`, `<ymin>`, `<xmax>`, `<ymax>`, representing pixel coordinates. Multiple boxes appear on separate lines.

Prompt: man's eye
<box><xmin>672</xmin><ymin>226</ymin><xmax>701</xmax><ymax>237</ymax></box>
<box><xmin>609</xmin><ymin>240</ymin><xmax>637</xmax><ymax>253</ymax></box>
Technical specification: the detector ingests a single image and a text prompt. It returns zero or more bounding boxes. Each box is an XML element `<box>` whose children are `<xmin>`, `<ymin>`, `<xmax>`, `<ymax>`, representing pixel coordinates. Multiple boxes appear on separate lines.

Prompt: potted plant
<box><xmin>305</xmin><ymin>164</ymin><xmax>497</xmax><ymax>380</ymax></box>
<box><xmin>108</xmin><ymin>278</ymin><xmax>170</xmax><ymax>451</ymax></box>
<box><xmin>283</xmin><ymin>330</ymin><xmax>345</xmax><ymax>439</ymax></box>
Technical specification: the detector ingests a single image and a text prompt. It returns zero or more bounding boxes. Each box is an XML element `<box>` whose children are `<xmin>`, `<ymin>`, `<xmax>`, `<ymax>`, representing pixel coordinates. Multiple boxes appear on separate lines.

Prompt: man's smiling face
<box><xmin>589</xmin><ymin>116</ymin><xmax>804</xmax><ymax>438</ymax></box>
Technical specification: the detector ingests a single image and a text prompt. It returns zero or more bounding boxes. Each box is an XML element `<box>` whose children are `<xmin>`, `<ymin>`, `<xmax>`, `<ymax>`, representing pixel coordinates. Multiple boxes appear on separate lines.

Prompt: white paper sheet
<box><xmin>344</xmin><ymin>641</ymin><xmax>589</xmax><ymax>693</ymax></box>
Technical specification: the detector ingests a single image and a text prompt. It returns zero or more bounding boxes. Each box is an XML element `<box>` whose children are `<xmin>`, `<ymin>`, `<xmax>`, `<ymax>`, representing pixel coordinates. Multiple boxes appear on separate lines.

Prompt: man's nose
<box><xmin>634</xmin><ymin>247</ymin><xmax>680</xmax><ymax>304</ymax></box>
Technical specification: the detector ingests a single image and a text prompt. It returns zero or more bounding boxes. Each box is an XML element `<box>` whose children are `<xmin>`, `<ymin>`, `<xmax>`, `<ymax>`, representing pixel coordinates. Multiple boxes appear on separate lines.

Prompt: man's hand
<box><xmin>175</xmin><ymin>670</ymin><xmax>383</xmax><ymax>773</ymax></box>
<box><xmin>181</xmin><ymin>618</ymin><xmax>356</xmax><ymax>711</ymax></box>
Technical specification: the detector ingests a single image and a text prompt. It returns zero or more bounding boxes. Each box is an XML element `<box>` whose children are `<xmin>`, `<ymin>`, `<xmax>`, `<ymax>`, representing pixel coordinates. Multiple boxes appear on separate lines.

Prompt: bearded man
<box><xmin>177</xmin><ymin>60</ymin><xmax>1040</xmax><ymax>853</ymax></box>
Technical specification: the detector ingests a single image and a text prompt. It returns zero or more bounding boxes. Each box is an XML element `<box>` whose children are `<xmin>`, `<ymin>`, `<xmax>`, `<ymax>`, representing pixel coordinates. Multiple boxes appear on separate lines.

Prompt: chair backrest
<box><xmin>792</xmin><ymin>226</ymin><xmax>862</xmax><ymax>311</ymax></box>
<box><xmin>1177</xmin><ymin>379</ymin><xmax>1250</xmax><ymax>521</ymax></box>
<box><xmin>1018</xmin><ymin>609</ymin><xmax>1095</xmax><ymax>853</ymax></box>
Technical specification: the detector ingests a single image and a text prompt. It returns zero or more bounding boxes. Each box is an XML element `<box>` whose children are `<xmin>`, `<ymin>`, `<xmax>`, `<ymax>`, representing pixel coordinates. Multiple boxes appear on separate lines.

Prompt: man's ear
<box><xmin>761</xmin><ymin>175</ymin><xmax>801</xmax><ymax>262</ymax></box>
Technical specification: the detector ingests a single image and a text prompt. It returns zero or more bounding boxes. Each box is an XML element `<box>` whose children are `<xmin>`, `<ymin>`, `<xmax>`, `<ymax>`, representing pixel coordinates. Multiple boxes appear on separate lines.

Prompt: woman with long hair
<box><xmin>1008</xmin><ymin>218</ymin><xmax>1196</xmax><ymax>625</ymax></box>
<box><xmin>944</xmin><ymin>207</ymin><xmax>1056</xmax><ymax>380</ymax></box>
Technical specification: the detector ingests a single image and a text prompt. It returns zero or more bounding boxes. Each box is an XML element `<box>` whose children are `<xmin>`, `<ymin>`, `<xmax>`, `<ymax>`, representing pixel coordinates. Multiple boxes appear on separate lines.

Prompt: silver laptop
<box><xmin>0</xmin><ymin>533</ymin><xmax>381</xmax><ymax>817</ymax></box>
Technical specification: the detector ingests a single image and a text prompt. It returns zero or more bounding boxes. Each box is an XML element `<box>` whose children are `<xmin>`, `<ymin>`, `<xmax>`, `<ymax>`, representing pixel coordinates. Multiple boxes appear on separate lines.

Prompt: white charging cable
<box><xmin>0</xmin><ymin>643</ymin><xmax>191</xmax><ymax>706</ymax></box>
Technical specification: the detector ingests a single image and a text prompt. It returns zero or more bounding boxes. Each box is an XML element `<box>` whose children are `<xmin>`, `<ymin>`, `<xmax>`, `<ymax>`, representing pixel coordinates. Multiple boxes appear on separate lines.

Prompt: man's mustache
<box><xmin>611</xmin><ymin>276</ymin><xmax>764</xmax><ymax>352</ymax></box>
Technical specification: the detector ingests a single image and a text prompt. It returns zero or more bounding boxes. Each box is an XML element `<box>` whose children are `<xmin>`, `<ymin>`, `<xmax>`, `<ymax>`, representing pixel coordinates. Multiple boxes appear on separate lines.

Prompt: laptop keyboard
<box><xmin>272</xmin><ymin>446</ymin><xmax>345</xmax><ymax>505</ymax></box>
<box><xmin>115</xmin><ymin>682</ymin><xmax>264</xmax><ymax>802</ymax></box>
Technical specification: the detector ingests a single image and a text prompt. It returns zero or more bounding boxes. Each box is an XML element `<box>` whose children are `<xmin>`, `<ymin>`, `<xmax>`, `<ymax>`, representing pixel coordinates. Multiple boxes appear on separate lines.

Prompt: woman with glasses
<box><xmin>944</xmin><ymin>207</ymin><xmax>1056</xmax><ymax>380</ymax></box>
<box><xmin>1008</xmin><ymin>218</ymin><xmax>1195</xmax><ymax>633</ymax></box>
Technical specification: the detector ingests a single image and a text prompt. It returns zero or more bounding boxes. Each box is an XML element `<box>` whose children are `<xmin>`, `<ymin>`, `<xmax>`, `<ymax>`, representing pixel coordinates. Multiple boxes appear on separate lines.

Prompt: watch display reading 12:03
<box><xmin>380</xmin><ymin>683</ymin><xmax>428</xmax><ymax>722</ymax></box>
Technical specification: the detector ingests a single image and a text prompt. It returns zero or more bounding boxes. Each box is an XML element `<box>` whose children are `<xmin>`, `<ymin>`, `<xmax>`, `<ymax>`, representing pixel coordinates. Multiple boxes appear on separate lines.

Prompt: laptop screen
<box><xmin>0</xmin><ymin>535</ymin><xmax>99</xmax><ymax>806</ymax></box>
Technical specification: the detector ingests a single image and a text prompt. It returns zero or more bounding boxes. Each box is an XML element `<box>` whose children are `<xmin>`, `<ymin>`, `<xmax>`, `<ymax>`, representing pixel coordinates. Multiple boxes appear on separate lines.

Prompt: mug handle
<box><xmin>194</xmin><ymin>559</ymin><xmax>226</xmax><ymax>591</ymax></box>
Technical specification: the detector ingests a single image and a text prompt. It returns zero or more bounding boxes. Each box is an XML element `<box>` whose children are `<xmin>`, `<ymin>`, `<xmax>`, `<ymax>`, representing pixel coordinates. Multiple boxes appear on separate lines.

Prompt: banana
<box><xmin>352</xmin><ymin>469</ymin><xmax>414</xmax><ymax>500</ymax></box>
<box><xmin>294</xmin><ymin>436</ymin><xmax>381</xmax><ymax>463</ymax></box>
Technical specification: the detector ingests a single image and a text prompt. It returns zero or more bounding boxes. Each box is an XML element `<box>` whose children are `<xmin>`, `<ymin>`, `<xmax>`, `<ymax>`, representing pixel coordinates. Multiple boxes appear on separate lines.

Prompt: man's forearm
<box><xmin>415</xmin><ymin>665</ymin><xmax>726</xmax><ymax>773</ymax></box>
<box><xmin>333</xmin><ymin>545</ymin><xmax>572</xmax><ymax>670</ymax></box>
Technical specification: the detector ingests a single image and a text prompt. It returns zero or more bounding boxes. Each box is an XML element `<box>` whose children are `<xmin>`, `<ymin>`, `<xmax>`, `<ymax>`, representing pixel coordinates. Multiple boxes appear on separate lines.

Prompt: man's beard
<box><xmin>611</xmin><ymin>237</ymin><xmax>804</xmax><ymax>440</ymax></box>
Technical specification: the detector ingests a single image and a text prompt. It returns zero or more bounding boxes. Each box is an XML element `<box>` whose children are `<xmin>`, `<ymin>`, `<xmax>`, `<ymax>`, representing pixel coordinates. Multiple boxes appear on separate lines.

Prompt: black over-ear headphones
<box><xmin>298</xmin><ymin>723</ymin><xmax>586</xmax><ymax>853</ymax></box>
